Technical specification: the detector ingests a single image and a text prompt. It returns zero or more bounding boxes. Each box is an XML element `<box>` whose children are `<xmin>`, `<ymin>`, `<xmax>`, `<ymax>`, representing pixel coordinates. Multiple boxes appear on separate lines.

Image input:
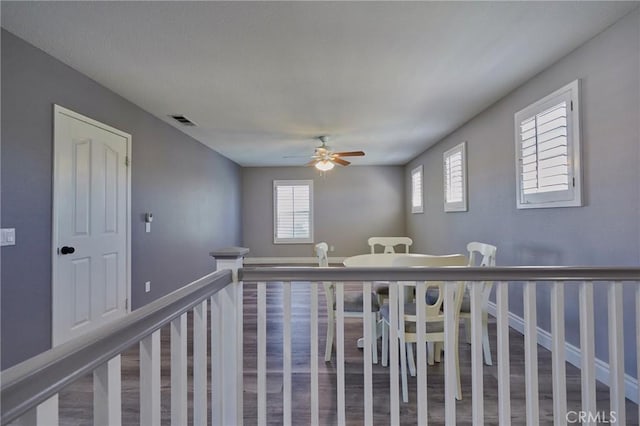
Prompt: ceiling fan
<box><xmin>305</xmin><ymin>136</ymin><xmax>365</xmax><ymax>171</ymax></box>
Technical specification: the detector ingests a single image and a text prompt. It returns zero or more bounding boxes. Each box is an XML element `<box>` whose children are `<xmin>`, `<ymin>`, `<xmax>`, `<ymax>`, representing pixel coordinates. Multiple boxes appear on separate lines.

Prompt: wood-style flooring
<box><xmin>55</xmin><ymin>281</ymin><xmax>638</xmax><ymax>425</ymax></box>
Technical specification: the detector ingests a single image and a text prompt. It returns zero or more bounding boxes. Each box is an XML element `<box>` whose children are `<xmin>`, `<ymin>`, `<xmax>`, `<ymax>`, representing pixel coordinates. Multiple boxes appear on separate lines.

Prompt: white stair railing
<box><xmin>0</xmin><ymin>254</ymin><xmax>243</xmax><ymax>426</ymax></box>
<box><xmin>242</xmin><ymin>266</ymin><xmax>639</xmax><ymax>425</ymax></box>
<box><xmin>2</xmin><ymin>263</ymin><xmax>638</xmax><ymax>425</ymax></box>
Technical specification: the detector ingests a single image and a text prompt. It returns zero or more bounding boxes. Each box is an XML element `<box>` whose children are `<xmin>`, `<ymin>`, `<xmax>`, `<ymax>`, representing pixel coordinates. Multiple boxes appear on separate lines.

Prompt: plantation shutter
<box><xmin>411</xmin><ymin>166</ymin><xmax>423</xmax><ymax>213</ymax></box>
<box><xmin>519</xmin><ymin>101</ymin><xmax>570</xmax><ymax>196</ymax></box>
<box><xmin>274</xmin><ymin>181</ymin><xmax>313</xmax><ymax>243</ymax></box>
<box><xmin>515</xmin><ymin>80</ymin><xmax>581</xmax><ymax>209</ymax></box>
<box><xmin>443</xmin><ymin>142</ymin><xmax>467</xmax><ymax>212</ymax></box>
<box><xmin>445</xmin><ymin>149</ymin><xmax>463</xmax><ymax>203</ymax></box>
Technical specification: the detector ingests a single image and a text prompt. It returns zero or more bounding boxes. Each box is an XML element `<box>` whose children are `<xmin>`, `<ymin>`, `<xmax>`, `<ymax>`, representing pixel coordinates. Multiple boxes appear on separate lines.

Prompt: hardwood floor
<box><xmin>56</xmin><ymin>281</ymin><xmax>638</xmax><ymax>425</ymax></box>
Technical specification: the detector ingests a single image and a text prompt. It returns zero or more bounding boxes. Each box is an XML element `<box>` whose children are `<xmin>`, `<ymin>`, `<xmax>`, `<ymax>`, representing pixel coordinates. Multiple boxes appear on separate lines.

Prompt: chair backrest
<box><xmin>467</xmin><ymin>242</ymin><xmax>497</xmax><ymax>267</ymax></box>
<box><xmin>315</xmin><ymin>242</ymin><xmax>334</xmax><ymax>309</ymax></box>
<box><xmin>399</xmin><ymin>279</ymin><xmax>466</xmax><ymax>341</ymax></box>
<box><xmin>392</xmin><ymin>254</ymin><xmax>468</xmax><ymax>329</ymax></box>
<box><xmin>315</xmin><ymin>242</ymin><xmax>329</xmax><ymax>267</ymax></box>
<box><xmin>466</xmin><ymin>242</ymin><xmax>497</xmax><ymax>298</ymax></box>
<box><xmin>368</xmin><ymin>237</ymin><xmax>413</xmax><ymax>254</ymax></box>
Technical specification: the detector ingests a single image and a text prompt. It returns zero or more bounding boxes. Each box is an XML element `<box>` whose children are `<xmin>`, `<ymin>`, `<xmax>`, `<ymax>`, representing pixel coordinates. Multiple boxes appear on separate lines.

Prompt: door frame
<box><xmin>52</xmin><ymin>104</ymin><xmax>132</xmax><ymax>346</ymax></box>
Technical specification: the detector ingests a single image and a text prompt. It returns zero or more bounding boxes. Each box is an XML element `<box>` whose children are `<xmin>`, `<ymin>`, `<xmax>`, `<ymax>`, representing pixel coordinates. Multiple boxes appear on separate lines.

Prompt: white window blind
<box><xmin>411</xmin><ymin>165</ymin><xmax>423</xmax><ymax>213</ymax></box>
<box><xmin>515</xmin><ymin>80</ymin><xmax>581</xmax><ymax>209</ymax></box>
<box><xmin>273</xmin><ymin>180</ymin><xmax>313</xmax><ymax>244</ymax></box>
<box><xmin>443</xmin><ymin>142</ymin><xmax>467</xmax><ymax>212</ymax></box>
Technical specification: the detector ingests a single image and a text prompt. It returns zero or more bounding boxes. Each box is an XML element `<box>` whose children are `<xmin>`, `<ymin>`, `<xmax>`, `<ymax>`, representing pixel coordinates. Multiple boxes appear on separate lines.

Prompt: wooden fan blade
<box><xmin>333</xmin><ymin>151</ymin><xmax>365</xmax><ymax>157</ymax></box>
<box><xmin>305</xmin><ymin>159</ymin><xmax>318</xmax><ymax>167</ymax></box>
<box><xmin>333</xmin><ymin>157</ymin><xmax>351</xmax><ymax>166</ymax></box>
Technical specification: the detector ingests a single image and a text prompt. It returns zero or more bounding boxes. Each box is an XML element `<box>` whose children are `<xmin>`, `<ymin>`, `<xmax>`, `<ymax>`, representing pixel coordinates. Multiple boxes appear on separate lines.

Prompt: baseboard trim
<box><xmin>487</xmin><ymin>301</ymin><xmax>639</xmax><ymax>404</ymax></box>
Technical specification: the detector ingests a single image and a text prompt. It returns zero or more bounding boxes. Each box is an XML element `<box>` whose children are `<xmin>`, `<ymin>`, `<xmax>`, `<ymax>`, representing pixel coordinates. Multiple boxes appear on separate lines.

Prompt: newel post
<box><xmin>210</xmin><ymin>247</ymin><xmax>249</xmax><ymax>426</ymax></box>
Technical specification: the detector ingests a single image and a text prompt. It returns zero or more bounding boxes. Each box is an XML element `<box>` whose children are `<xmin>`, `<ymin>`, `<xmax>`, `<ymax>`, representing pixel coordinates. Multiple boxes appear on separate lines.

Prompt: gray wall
<box><xmin>243</xmin><ymin>166</ymin><xmax>406</xmax><ymax>257</ymax></box>
<box><xmin>1</xmin><ymin>30</ymin><xmax>242</xmax><ymax>369</ymax></box>
<box><xmin>406</xmin><ymin>9</ymin><xmax>640</xmax><ymax>375</ymax></box>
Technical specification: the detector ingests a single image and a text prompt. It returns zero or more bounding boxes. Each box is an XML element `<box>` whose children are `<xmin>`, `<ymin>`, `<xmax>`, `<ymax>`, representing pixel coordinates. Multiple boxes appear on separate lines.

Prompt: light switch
<box><xmin>145</xmin><ymin>281</ymin><xmax>151</xmax><ymax>293</ymax></box>
<box><xmin>1</xmin><ymin>228</ymin><xmax>16</xmax><ymax>246</ymax></box>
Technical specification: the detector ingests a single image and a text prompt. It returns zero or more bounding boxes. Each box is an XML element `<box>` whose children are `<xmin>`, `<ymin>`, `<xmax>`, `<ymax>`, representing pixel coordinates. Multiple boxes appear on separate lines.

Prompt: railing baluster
<box><xmin>194</xmin><ymin>300</ymin><xmax>208</xmax><ymax>426</ymax></box>
<box><xmin>140</xmin><ymin>330</ymin><xmax>161</xmax><ymax>426</ymax></box>
<box><xmin>608</xmin><ymin>281</ymin><xmax>625</xmax><ymax>425</ymax></box>
<box><xmin>579</xmin><ymin>281</ymin><xmax>597</xmax><ymax>425</ymax></box>
<box><xmin>93</xmin><ymin>355</ymin><xmax>121</xmax><ymax>426</ymax></box>
<box><xmin>310</xmin><ymin>283</ymin><xmax>320</xmax><ymax>426</ymax></box>
<box><xmin>637</xmin><ymin>284</ymin><xmax>640</xmax><ymax>423</ymax></box>
<box><xmin>389</xmin><ymin>282</ymin><xmax>400</xmax><ymax>425</ymax></box>
<box><xmin>495</xmin><ymin>281</ymin><xmax>511</xmax><ymax>425</ymax></box>
<box><xmin>171</xmin><ymin>313</ymin><xmax>188</xmax><ymax>426</ymax></box>
<box><xmin>257</xmin><ymin>282</ymin><xmax>267</xmax><ymax>425</ymax></box>
<box><xmin>236</xmin><ymin>278</ymin><xmax>244</xmax><ymax>423</ymax></box>
<box><xmin>336</xmin><ymin>282</ymin><xmax>346</xmax><ymax>426</ymax></box>
<box><xmin>550</xmin><ymin>281</ymin><xmax>567</xmax><ymax>425</ymax></box>
<box><xmin>470</xmin><ymin>282</ymin><xmax>484</xmax><ymax>425</ymax></box>
<box><xmin>283</xmin><ymin>282</ymin><xmax>292</xmax><ymax>426</ymax></box>
<box><xmin>15</xmin><ymin>395</ymin><xmax>59</xmax><ymax>426</ymax></box>
<box><xmin>362</xmin><ymin>281</ymin><xmax>373</xmax><ymax>425</ymax></box>
<box><xmin>415</xmin><ymin>280</ymin><xmax>428</xmax><ymax>426</ymax></box>
<box><xmin>523</xmin><ymin>281</ymin><xmax>539</xmax><ymax>425</ymax></box>
<box><xmin>211</xmin><ymin>293</ymin><xmax>222</xmax><ymax>426</ymax></box>
<box><xmin>444</xmin><ymin>282</ymin><xmax>457</xmax><ymax>425</ymax></box>
<box><xmin>398</xmin><ymin>282</ymin><xmax>408</xmax><ymax>402</ymax></box>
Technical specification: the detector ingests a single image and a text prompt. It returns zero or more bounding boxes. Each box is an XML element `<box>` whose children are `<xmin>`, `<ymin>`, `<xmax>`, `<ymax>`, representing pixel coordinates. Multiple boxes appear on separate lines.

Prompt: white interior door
<box><xmin>53</xmin><ymin>105</ymin><xmax>131</xmax><ymax>346</ymax></box>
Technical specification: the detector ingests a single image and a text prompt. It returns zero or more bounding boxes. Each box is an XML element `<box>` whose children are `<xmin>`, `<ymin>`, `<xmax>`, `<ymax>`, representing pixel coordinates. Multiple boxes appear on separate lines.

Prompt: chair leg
<box><xmin>399</xmin><ymin>337</ymin><xmax>409</xmax><ymax>403</ymax></box>
<box><xmin>455</xmin><ymin>345</ymin><xmax>462</xmax><ymax>401</ymax></box>
<box><xmin>381</xmin><ymin>321</ymin><xmax>388</xmax><ymax>367</ymax></box>
<box><xmin>434</xmin><ymin>342</ymin><xmax>442</xmax><ymax>363</ymax></box>
<box><xmin>325</xmin><ymin>310</ymin><xmax>334</xmax><ymax>362</ymax></box>
<box><xmin>427</xmin><ymin>342</ymin><xmax>435</xmax><ymax>365</ymax></box>
<box><xmin>482</xmin><ymin>311</ymin><xmax>492</xmax><ymax>366</ymax></box>
<box><xmin>407</xmin><ymin>343</ymin><xmax>416</xmax><ymax>377</ymax></box>
<box><xmin>464</xmin><ymin>318</ymin><xmax>472</xmax><ymax>344</ymax></box>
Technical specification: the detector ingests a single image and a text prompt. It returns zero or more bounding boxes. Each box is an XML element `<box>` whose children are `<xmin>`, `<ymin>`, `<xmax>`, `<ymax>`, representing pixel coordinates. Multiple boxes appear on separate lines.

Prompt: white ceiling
<box><xmin>2</xmin><ymin>1</ymin><xmax>637</xmax><ymax>166</ymax></box>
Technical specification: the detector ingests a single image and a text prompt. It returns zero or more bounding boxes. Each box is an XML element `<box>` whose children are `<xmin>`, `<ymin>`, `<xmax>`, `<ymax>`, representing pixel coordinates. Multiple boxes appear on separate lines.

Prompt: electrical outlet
<box><xmin>145</xmin><ymin>281</ymin><xmax>151</xmax><ymax>293</ymax></box>
<box><xmin>330</xmin><ymin>245</ymin><xmax>335</xmax><ymax>252</ymax></box>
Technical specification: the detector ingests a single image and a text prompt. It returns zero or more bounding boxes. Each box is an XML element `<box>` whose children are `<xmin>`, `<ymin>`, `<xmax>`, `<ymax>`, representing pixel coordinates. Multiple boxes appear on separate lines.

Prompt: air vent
<box><xmin>169</xmin><ymin>114</ymin><xmax>197</xmax><ymax>126</ymax></box>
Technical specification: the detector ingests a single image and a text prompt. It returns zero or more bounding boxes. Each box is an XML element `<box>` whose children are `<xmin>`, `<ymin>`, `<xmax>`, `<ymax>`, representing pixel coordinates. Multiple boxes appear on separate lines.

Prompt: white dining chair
<box><xmin>380</xmin><ymin>254</ymin><xmax>467</xmax><ymax>402</ymax></box>
<box><xmin>368</xmin><ymin>237</ymin><xmax>413</xmax><ymax>306</ymax></box>
<box><xmin>459</xmin><ymin>241</ymin><xmax>497</xmax><ymax>365</ymax></box>
<box><xmin>315</xmin><ymin>243</ymin><xmax>379</xmax><ymax>364</ymax></box>
<box><xmin>368</xmin><ymin>236</ymin><xmax>413</xmax><ymax>254</ymax></box>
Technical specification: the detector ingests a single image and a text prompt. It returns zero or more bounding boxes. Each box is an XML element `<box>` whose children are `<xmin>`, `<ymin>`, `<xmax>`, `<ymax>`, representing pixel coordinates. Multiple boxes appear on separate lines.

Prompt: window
<box><xmin>273</xmin><ymin>180</ymin><xmax>313</xmax><ymax>244</ymax></box>
<box><xmin>443</xmin><ymin>142</ymin><xmax>468</xmax><ymax>212</ymax></box>
<box><xmin>515</xmin><ymin>80</ymin><xmax>582</xmax><ymax>209</ymax></box>
<box><xmin>411</xmin><ymin>165</ymin><xmax>423</xmax><ymax>213</ymax></box>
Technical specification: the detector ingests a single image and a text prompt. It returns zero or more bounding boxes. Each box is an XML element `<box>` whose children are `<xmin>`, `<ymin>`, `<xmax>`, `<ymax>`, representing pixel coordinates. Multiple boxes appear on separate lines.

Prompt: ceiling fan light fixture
<box><xmin>315</xmin><ymin>160</ymin><xmax>335</xmax><ymax>171</ymax></box>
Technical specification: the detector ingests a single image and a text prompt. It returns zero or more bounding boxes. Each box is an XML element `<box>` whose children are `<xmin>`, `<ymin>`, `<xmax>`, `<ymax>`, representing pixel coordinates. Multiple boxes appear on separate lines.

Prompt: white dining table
<box><xmin>343</xmin><ymin>253</ymin><xmax>440</xmax><ymax>267</ymax></box>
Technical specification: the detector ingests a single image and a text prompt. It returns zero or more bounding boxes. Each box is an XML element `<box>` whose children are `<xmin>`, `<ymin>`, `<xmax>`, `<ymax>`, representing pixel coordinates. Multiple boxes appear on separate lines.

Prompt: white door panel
<box><xmin>70</xmin><ymin>257</ymin><xmax>91</xmax><ymax>328</ymax></box>
<box><xmin>53</xmin><ymin>106</ymin><xmax>131</xmax><ymax>345</ymax></box>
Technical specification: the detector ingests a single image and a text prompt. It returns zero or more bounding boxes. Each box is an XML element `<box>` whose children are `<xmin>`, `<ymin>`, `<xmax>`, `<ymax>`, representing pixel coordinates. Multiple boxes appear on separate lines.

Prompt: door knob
<box><xmin>60</xmin><ymin>246</ymin><xmax>75</xmax><ymax>255</ymax></box>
